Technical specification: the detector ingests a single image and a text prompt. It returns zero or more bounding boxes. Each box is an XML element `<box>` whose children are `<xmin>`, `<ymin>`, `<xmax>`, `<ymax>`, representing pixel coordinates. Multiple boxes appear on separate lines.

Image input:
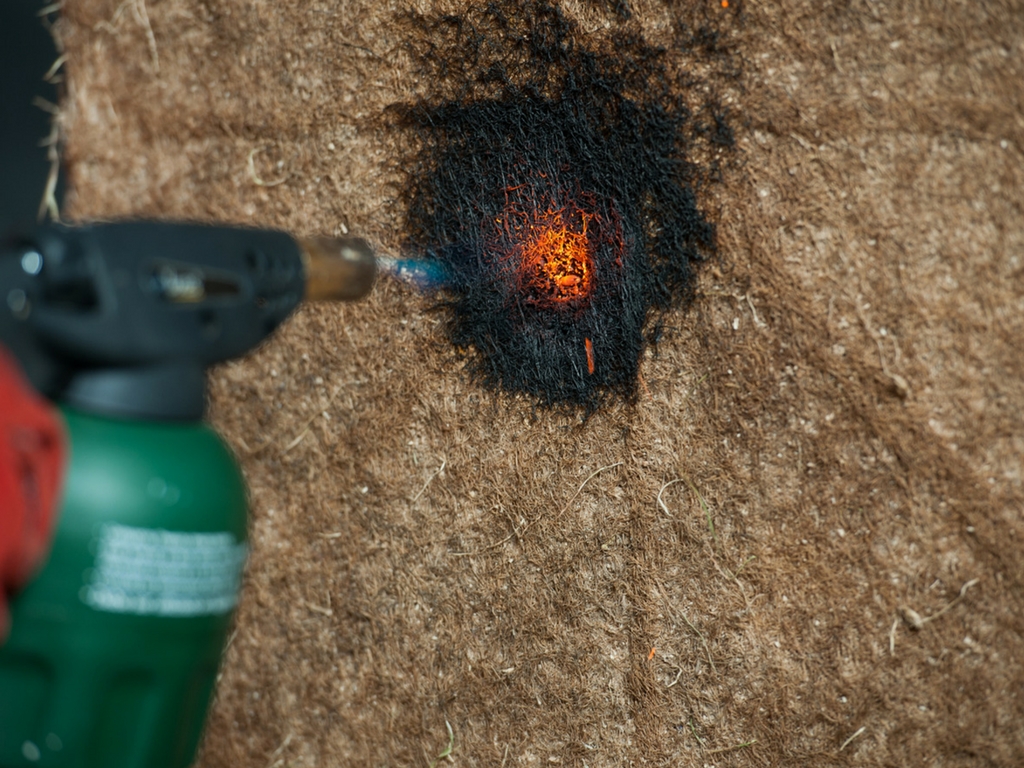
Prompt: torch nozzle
<box><xmin>298</xmin><ymin>235</ymin><xmax>377</xmax><ymax>302</ymax></box>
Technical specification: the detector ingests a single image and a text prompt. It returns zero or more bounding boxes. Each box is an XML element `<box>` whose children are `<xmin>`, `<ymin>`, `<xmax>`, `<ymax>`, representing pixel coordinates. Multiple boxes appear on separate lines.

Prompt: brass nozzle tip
<box><xmin>299</xmin><ymin>235</ymin><xmax>377</xmax><ymax>302</ymax></box>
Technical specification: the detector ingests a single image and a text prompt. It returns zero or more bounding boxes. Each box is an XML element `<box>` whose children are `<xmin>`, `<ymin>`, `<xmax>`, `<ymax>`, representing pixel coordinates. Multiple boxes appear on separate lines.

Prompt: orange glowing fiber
<box><xmin>518</xmin><ymin>206</ymin><xmax>595</xmax><ymax>305</ymax></box>
<box><xmin>585</xmin><ymin>337</ymin><xmax>595</xmax><ymax>374</ymax></box>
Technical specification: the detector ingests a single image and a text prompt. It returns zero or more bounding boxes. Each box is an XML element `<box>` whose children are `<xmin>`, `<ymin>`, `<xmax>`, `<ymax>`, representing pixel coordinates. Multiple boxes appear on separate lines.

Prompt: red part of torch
<box><xmin>0</xmin><ymin>345</ymin><xmax>66</xmax><ymax>644</ymax></box>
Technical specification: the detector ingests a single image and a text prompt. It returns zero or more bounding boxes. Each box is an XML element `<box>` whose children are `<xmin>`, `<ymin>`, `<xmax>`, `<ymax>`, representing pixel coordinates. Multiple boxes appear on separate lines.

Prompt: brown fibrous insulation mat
<box><xmin>55</xmin><ymin>1</ymin><xmax>1024</xmax><ymax>765</ymax></box>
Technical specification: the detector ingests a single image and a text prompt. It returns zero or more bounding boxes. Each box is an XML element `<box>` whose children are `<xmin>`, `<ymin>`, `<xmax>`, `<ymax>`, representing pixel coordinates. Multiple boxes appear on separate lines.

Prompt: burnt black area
<box><xmin>390</xmin><ymin>1</ymin><xmax>734</xmax><ymax>412</ymax></box>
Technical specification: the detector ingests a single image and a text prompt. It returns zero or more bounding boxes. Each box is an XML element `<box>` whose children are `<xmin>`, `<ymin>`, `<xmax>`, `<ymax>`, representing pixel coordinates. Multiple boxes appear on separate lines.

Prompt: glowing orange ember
<box><xmin>488</xmin><ymin>180</ymin><xmax>619</xmax><ymax>313</ymax></box>
<box><xmin>585</xmin><ymin>337</ymin><xmax>595</xmax><ymax>374</ymax></box>
<box><xmin>516</xmin><ymin>207</ymin><xmax>595</xmax><ymax>305</ymax></box>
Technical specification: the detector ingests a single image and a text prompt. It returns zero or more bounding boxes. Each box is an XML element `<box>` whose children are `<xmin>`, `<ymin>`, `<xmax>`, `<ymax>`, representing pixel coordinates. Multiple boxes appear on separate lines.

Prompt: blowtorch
<box><xmin>0</xmin><ymin>3</ymin><xmax>383</xmax><ymax>762</ymax></box>
<box><xmin>0</xmin><ymin>223</ymin><xmax>377</xmax><ymax>768</ymax></box>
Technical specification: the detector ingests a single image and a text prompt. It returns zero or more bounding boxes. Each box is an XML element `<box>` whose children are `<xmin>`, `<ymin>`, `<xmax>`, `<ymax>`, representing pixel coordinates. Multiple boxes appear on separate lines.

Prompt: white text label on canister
<box><xmin>82</xmin><ymin>523</ymin><xmax>248</xmax><ymax>617</ymax></box>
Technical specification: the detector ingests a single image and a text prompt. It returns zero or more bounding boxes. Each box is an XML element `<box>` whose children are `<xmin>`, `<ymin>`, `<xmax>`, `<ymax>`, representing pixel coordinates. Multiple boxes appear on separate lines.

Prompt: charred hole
<box><xmin>388</xmin><ymin>1</ymin><xmax>737</xmax><ymax>411</ymax></box>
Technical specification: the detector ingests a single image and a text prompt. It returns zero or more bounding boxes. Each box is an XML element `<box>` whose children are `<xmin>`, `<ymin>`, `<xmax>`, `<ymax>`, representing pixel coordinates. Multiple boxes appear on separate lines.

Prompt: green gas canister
<box><xmin>0</xmin><ymin>408</ymin><xmax>248</xmax><ymax>768</ymax></box>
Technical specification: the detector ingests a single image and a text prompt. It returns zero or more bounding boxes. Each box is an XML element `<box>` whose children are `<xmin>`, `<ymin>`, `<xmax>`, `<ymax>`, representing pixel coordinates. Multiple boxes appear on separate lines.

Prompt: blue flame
<box><xmin>376</xmin><ymin>254</ymin><xmax>450</xmax><ymax>292</ymax></box>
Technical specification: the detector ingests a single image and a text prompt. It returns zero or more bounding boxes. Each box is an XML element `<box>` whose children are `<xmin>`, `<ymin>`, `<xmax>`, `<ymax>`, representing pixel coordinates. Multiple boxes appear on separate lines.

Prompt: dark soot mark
<box><xmin>392</xmin><ymin>2</ymin><xmax>733</xmax><ymax>411</ymax></box>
